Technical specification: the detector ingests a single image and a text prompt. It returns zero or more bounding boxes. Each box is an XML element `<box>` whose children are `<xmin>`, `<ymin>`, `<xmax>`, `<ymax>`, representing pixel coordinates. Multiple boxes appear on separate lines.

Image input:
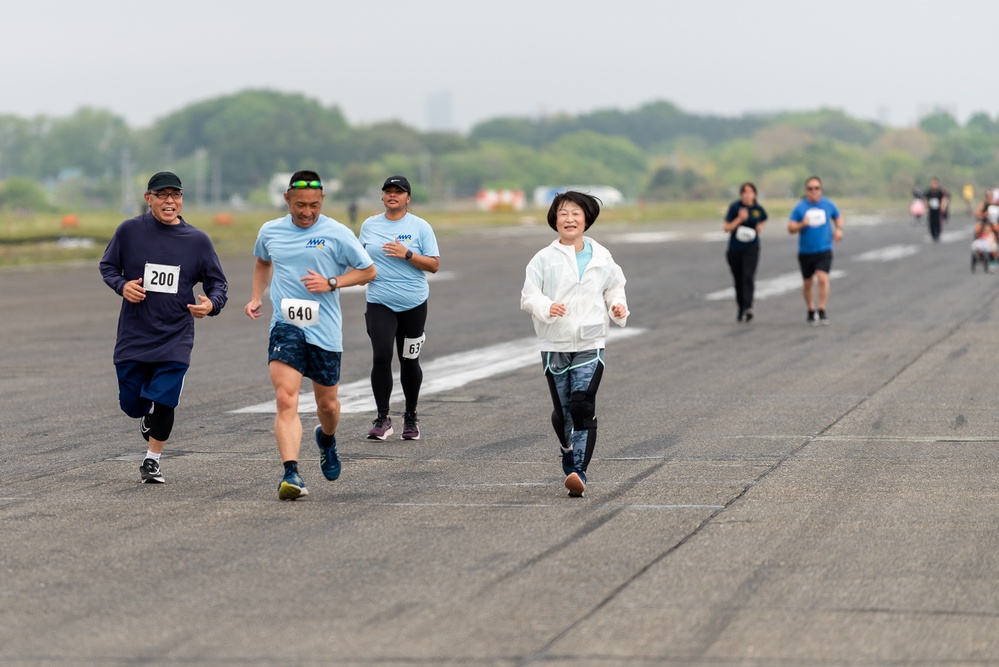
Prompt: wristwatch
<box><xmin>327</xmin><ymin>276</ymin><xmax>338</xmax><ymax>291</ymax></box>
<box><xmin>405</xmin><ymin>250</ymin><xmax>414</xmax><ymax>260</ymax></box>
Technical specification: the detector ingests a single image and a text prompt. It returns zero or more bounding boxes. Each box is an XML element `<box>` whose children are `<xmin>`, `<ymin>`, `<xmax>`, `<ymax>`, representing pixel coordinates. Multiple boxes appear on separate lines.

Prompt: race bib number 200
<box><xmin>143</xmin><ymin>262</ymin><xmax>180</xmax><ymax>294</ymax></box>
<box><xmin>281</xmin><ymin>298</ymin><xmax>320</xmax><ymax>328</ymax></box>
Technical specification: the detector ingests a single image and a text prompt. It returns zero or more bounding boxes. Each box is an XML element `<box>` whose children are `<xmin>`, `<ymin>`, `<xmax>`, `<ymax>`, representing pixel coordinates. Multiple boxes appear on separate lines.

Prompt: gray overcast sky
<box><xmin>3</xmin><ymin>0</ymin><xmax>992</xmax><ymax>131</ymax></box>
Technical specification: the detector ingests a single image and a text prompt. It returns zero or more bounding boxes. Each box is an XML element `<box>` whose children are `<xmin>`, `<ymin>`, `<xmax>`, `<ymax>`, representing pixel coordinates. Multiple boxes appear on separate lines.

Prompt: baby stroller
<box><xmin>910</xmin><ymin>196</ymin><xmax>925</xmax><ymax>225</ymax></box>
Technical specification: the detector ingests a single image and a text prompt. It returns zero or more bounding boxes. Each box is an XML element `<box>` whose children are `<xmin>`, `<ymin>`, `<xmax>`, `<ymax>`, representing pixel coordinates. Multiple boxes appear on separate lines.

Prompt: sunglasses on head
<box><xmin>288</xmin><ymin>180</ymin><xmax>322</xmax><ymax>190</ymax></box>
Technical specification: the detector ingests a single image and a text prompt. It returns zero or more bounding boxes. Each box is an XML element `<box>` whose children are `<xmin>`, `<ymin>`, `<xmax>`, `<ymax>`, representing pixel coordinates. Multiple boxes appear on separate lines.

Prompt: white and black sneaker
<box><xmin>139</xmin><ymin>415</ymin><xmax>151</xmax><ymax>442</ymax></box>
<box><xmin>140</xmin><ymin>458</ymin><xmax>165</xmax><ymax>484</ymax></box>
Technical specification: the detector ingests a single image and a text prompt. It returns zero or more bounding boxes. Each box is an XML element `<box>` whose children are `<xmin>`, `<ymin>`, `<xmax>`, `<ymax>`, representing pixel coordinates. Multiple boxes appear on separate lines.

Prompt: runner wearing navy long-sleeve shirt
<box><xmin>100</xmin><ymin>171</ymin><xmax>228</xmax><ymax>483</ymax></box>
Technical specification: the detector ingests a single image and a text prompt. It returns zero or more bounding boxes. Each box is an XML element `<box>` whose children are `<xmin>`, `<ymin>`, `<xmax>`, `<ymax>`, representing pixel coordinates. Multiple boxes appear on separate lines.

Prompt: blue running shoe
<box><xmin>315</xmin><ymin>425</ymin><xmax>341</xmax><ymax>481</ymax></box>
<box><xmin>278</xmin><ymin>470</ymin><xmax>309</xmax><ymax>501</ymax></box>
<box><xmin>564</xmin><ymin>469</ymin><xmax>586</xmax><ymax>498</ymax></box>
<box><xmin>560</xmin><ymin>447</ymin><xmax>574</xmax><ymax>476</ymax></box>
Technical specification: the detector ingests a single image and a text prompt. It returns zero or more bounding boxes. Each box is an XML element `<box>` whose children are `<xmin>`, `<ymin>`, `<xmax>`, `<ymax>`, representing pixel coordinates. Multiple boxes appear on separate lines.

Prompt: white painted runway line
<box><xmin>939</xmin><ymin>230</ymin><xmax>967</xmax><ymax>244</ymax></box>
<box><xmin>372</xmin><ymin>502</ymin><xmax>725</xmax><ymax>510</ymax></box>
<box><xmin>607</xmin><ymin>231</ymin><xmax>682</xmax><ymax>244</ymax></box>
<box><xmin>853</xmin><ymin>244</ymin><xmax>919</xmax><ymax>262</ymax></box>
<box><xmin>698</xmin><ymin>231</ymin><xmax>729</xmax><ymax>243</ymax></box>
<box><xmin>705</xmin><ymin>270</ymin><xmax>846</xmax><ymax>302</ymax></box>
<box><xmin>230</xmin><ymin>327</ymin><xmax>647</xmax><ymax>415</ymax></box>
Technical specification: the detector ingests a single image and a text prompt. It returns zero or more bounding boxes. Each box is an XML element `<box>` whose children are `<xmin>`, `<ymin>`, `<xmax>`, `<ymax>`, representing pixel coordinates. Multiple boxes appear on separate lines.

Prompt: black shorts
<box><xmin>798</xmin><ymin>250</ymin><xmax>833</xmax><ymax>279</ymax></box>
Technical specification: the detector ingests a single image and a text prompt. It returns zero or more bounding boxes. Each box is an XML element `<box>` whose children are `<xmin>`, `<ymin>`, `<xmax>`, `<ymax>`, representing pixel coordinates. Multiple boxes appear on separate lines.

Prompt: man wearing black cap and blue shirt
<box><xmin>100</xmin><ymin>171</ymin><xmax>229</xmax><ymax>484</ymax></box>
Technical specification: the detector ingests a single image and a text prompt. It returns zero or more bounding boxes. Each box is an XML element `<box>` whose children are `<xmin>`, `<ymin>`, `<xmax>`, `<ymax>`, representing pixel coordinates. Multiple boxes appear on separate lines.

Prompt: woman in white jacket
<box><xmin>520</xmin><ymin>191</ymin><xmax>630</xmax><ymax>497</ymax></box>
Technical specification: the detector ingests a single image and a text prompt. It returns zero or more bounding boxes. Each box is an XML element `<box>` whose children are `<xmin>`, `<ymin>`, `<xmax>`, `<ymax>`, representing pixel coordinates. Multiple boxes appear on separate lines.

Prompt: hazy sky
<box><xmin>3</xmin><ymin>0</ymin><xmax>992</xmax><ymax>132</ymax></box>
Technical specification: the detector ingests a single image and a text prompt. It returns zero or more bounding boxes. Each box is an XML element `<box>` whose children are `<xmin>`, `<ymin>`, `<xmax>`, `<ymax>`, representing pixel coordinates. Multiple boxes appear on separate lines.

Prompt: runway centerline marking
<box><xmin>705</xmin><ymin>270</ymin><xmax>846</xmax><ymax>302</ymax></box>
<box><xmin>230</xmin><ymin>327</ymin><xmax>647</xmax><ymax>415</ymax></box>
<box><xmin>853</xmin><ymin>244</ymin><xmax>919</xmax><ymax>262</ymax></box>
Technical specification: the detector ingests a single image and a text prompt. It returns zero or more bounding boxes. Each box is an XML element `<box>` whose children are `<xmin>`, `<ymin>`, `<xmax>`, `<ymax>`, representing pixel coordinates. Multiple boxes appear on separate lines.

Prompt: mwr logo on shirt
<box><xmin>306</xmin><ymin>238</ymin><xmax>327</xmax><ymax>249</ymax></box>
<box><xmin>397</xmin><ymin>234</ymin><xmax>413</xmax><ymax>242</ymax></box>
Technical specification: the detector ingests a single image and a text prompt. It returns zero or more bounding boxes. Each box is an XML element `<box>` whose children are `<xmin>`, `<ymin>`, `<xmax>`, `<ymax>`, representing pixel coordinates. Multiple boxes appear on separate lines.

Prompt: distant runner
<box><xmin>722</xmin><ymin>182</ymin><xmax>768</xmax><ymax>323</ymax></box>
<box><xmin>787</xmin><ymin>176</ymin><xmax>843</xmax><ymax>325</ymax></box>
<box><xmin>923</xmin><ymin>177</ymin><xmax>950</xmax><ymax>242</ymax></box>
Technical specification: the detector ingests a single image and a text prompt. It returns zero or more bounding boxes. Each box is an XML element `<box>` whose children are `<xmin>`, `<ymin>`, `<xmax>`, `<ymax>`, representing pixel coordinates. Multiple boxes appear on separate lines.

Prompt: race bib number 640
<box><xmin>281</xmin><ymin>298</ymin><xmax>320</xmax><ymax>328</ymax></box>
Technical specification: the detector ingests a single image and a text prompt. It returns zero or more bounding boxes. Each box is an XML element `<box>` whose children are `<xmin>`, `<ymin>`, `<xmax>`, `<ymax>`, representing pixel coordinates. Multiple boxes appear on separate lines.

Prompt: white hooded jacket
<box><xmin>520</xmin><ymin>237</ymin><xmax>629</xmax><ymax>352</ymax></box>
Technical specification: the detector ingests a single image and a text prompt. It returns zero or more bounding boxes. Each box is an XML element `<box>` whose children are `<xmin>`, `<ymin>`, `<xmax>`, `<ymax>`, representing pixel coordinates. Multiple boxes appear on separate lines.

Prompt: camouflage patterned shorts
<box><xmin>268</xmin><ymin>322</ymin><xmax>341</xmax><ymax>387</ymax></box>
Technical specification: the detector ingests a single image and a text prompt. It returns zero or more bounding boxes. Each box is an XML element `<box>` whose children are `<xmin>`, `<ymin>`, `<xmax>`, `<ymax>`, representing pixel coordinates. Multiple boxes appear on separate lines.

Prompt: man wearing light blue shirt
<box><xmin>245</xmin><ymin>171</ymin><xmax>376</xmax><ymax>500</ymax></box>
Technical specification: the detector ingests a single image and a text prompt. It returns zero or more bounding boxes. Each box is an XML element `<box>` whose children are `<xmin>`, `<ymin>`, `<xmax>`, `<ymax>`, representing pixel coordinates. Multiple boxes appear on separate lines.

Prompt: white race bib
<box><xmin>735</xmin><ymin>226</ymin><xmax>757</xmax><ymax>243</ymax></box>
<box><xmin>805</xmin><ymin>209</ymin><xmax>828</xmax><ymax>228</ymax></box>
<box><xmin>143</xmin><ymin>262</ymin><xmax>180</xmax><ymax>294</ymax></box>
<box><xmin>402</xmin><ymin>333</ymin><xmax>426</xmax><ymax>360</ymax></box>
<box><xmin>989</xmin><ymin>205</ymin><xmax>999</xmax><ymax>224</ymax></box>
<box><xmin>281</xmin><ymin>298</ymin><xmax>320</xmax><ymax>328</ymax></box>
<box><xmin>929</xmin><ymin>197</ymin><xmax>940</xmax><ymax>210</ymax></box>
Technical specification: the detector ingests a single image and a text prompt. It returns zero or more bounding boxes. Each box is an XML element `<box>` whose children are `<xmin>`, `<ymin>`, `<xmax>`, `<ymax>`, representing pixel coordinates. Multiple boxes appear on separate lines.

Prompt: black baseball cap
<box><xmin>147</xmin><ymin>171</ymin><xmax>183</xmax><ymax>192</ymax></box>
<box><xmin>382</xmin><ymin>175</ymin><xmax>411</xmax><ymax>194</ymax></box>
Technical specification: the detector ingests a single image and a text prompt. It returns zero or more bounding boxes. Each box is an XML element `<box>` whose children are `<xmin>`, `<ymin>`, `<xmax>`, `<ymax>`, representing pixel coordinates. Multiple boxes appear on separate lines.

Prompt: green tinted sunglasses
<box><xmin>288</xmin><ymin>180</ymin><xmax>322</xmax><ymax>190</ymax></box>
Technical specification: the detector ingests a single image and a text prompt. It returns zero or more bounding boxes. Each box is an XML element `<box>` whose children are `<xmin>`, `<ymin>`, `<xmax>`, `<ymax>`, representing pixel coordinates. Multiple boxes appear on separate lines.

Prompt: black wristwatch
<box><xmin>327</xmin><ymin>276</ymin><xmax>338</xmax><ymax>291</ymax></box>
<box><xmin>405</xmin><ymin>250</ymin><xmax>413</xmax><ymax>260</ymax></box>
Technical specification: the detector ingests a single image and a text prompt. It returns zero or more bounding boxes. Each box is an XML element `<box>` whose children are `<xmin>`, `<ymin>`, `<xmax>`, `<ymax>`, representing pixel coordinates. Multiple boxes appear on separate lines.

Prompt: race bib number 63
<box><xmin>402</xmin><ymin>333</ymin><xmax>426</xmax><ymax>360</ymax></box>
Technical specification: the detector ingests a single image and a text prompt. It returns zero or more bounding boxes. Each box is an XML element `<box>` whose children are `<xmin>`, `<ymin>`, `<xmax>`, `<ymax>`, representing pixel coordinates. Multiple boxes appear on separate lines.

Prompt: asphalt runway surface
<box><xmin>2</xmin><ymin>211</ymin><xmax>999</xmax><ymax>666</ymax></box>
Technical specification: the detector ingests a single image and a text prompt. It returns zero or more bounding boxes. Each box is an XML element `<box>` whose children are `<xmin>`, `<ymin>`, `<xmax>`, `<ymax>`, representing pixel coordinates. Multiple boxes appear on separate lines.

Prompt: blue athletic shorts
<box><xmin>268</xmin><ymin>322</ymin><xmax>341</xmax><ymax>387</ymax></box>
<box><xmin>115</xmin><ymin>360</ymin><xmax>188</xmax><ymax>418</ymax></box>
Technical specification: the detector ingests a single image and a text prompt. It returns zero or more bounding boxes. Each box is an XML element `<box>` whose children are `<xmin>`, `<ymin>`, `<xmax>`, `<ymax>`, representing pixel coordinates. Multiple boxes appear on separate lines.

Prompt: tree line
<box><xmin>1</xmin><ymin>89</ymin><xmax>998</xmax><ymax>211</ymax></box>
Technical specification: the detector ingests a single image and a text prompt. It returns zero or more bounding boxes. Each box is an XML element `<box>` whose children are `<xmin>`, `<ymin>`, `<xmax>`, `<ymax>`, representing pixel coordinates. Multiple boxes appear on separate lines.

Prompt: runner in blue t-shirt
<box><xmin>245</xmin><ymin>171</ymin><xmax>376</xmax><ymax>500</ymax></box>
<box><xmin>787</xmin><ymin>176</ymin><xmax>844</xmax><ymax>325</ymax></box>
<box><xmin>358</xmin><ymin>175</ymin><xmax>440</xmax><ymax>442</ymax></box>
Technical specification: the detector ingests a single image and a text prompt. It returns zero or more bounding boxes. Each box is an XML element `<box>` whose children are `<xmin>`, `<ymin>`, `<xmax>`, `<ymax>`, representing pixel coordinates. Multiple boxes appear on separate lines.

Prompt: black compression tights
<box><xmin>365</xmin><ymin>300</ymin><xmax>428</xmax><ymax>416</ymax></box>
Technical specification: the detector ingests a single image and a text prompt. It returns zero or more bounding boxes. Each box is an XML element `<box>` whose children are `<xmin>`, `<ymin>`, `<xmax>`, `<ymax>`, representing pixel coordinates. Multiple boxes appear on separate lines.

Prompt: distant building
<box><xmin>532</xmin><ymin>185</ymin><xmax>625</xmax><ymax>208</ymax></box>
<box><xmin>476</xmin><ymin>189</ymin><xmax>525</xmax><ymax>211</ymax></box>
<box><xmin>426</xmin><ymin>91</ymin><xmax>453</xmax><ymax>132</ymax></box>
<box><xmin>268</xmin><ymin>173</ymin><xmax>294</xmax><ymax>208</ymax></box>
